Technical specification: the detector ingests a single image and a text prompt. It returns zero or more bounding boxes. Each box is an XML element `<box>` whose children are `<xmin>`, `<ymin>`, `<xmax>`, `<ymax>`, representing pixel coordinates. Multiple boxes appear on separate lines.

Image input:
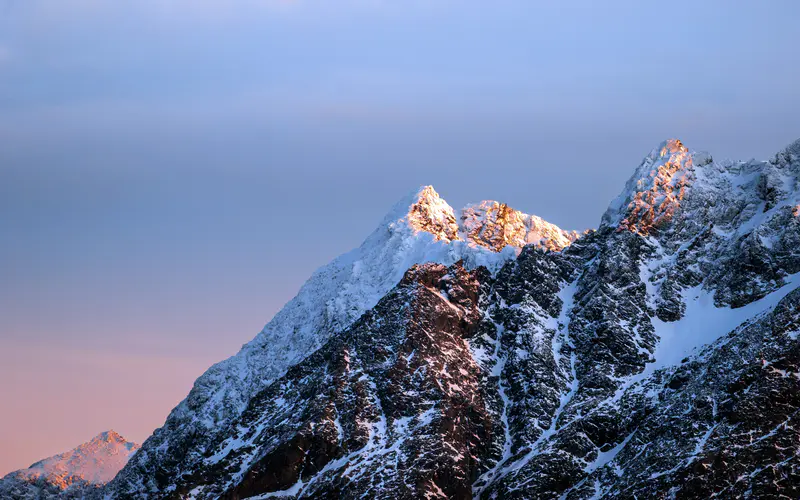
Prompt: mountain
<box><xmin>97</xmin><ymin>137</ymin><xmax>800</xmax><ymax>498</ymax></box>
<box><xmin>0</xmin><ymin>431</ymin><xmax>138</xmax><ymax>499</ymax></box>
<box><xmin>106</xmin><ymin>186</ymin><xmax>579</xmax><ymax>498</ymax></box>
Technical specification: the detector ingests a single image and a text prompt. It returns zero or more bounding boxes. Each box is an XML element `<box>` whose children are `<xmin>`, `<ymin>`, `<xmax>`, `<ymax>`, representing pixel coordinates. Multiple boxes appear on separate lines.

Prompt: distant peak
<box><xmin>93</xmin><ymin>429</ymin><xmax>128</xmax><ymax>444</ymax></box>
<box><xmin>82</xmin><ymin>430</ymin><xmax>138</xmax><ymax>455</ymax></box>
<box><xmin>8</xmin><ymin>430</ymin><xmax>140</xmax><ymax>491</ymax></box>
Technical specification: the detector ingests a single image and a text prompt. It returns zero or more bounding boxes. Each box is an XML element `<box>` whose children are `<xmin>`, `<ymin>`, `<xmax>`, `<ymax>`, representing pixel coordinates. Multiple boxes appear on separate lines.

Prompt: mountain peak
<box><xmin>95</xmin><ymin>429</ymin><xmax>123</xmax><ymax>442</ymax></box>
<box><xmin>405</xmin><ymin>185</ymin><xmax>461</xmax><ymax>243</ymax></box>
<box><xmin>1</xmin><ymin>431</ymin><xmax>140</xmax><ymax>495</ymax></box>
<box><xmin>602</xmin><ymin>138</ymin><xmax>697</xmax><ymax>235</ymax></box>
<box><xmin>391</xmin><ymin>186</ymin><xmax>580</xmax><ymax>252</ymax></box>
<box><xmin>87</xmin><ymin>430</ymin><xmax>137</xmax><ymax>453</ymax></box>
<box><xmin>656</xmin><ymin>138</ymin><xmax>688</xmax><ymax>157</ymax></box>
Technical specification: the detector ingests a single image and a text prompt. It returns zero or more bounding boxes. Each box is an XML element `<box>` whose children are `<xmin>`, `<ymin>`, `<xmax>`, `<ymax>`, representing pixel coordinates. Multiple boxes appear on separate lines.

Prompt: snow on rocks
<box><xmin>461</xmin><ymin>200</ymin><xmax>581</xmax><ymax>252</ymax></box>
<box><xmin>107</xmin><ymin>185</ymin><xmax>578</xmax><ymax>498</ymax></box>
<box><xmin>0</xmin><ymin>431</ymin><xmax>138</xmax><ymax>499</ymax></box>
<box><xmin>102</xmin><ymin>137</ymin><xmax>800</xmax><ymax>499</ymax></box>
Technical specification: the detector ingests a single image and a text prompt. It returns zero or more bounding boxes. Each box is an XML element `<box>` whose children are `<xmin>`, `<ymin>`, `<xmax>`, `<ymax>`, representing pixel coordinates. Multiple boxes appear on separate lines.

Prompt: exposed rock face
<box><xmin>100</xmin><ymin>138</ymin><xmax>800</xmax><ymax>499</ymax></box>
<box><xmin>404</xmin><ymin>186</ymin><xmax>582</xmax><ymax>252</ymax></box>
<box><xmin>461</xmin><ymin>201</ymin><xmax>581</xmax><ymax>252</ymax></box>
<box><xmin>162</xmin><ymin>262</ymin><xmax>490</xmax><ymax>499</ymax></box>
<box><xmin>407</xmin><ymin>186</ymin><xmax>461</xmax><ymax>242</ymax></box>
<box><xmin>0</xmin><ymin>431</ymin><xmax>138</xmax><ymax>499</ymax></box>
<box><xmin>569</xmin><ymin>287</ymin><xmax>800</xmax><ymax>499</ymax></box>
<box><xmin>106</xmin><ymin>186</ymin><xmax>579</xmax><ymax>499</ymax></box>
<box><xmin>613</xmin><ymin>138</ymin><xmax>694</xmax><ymax>235</ymax></box>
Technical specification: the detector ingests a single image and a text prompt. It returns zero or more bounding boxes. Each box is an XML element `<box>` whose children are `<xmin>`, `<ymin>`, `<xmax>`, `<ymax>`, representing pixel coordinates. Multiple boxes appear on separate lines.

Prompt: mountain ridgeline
<box><xmin>7</xmin><ymin>138</ymin><xmax>800</xmax><ymax>499</ymax></box>
<box><xmin>0</xmin><ymin>431</ymin><xmax>139</xmax><ymax>499</ymax></box>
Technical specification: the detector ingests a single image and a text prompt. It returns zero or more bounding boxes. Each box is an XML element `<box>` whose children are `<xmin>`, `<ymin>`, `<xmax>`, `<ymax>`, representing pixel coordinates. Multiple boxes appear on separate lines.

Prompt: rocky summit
<box><xmin>0</xmin><ymin>431</ymin><xmax>139</xmax><ymax>499</ymax></box>
<box><xmin>10</xmin><ymin>138</ymin><xmax>800</xmax><ymax>499</ymax></box>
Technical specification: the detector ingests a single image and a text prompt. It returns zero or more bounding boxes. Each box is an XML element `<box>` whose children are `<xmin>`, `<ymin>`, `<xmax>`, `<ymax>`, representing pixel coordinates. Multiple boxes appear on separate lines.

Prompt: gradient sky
<box><xmin>2</xmin><ymin>0</ymin><xmax>800</xmax><ymax>476</ymax></box>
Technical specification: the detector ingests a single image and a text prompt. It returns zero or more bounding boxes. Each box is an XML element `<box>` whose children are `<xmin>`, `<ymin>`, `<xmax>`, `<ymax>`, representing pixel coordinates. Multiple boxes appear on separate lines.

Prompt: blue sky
<box><xmin>1</xmin><ymin>0</ymin><xmax>799</xmax><ymax>474</ymax></box>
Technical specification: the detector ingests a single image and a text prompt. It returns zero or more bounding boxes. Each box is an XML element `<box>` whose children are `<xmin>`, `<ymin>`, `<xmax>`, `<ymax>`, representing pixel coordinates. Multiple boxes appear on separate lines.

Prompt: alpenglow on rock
<box><xmin>106</xmin><ymin>185</ymin><xmax>580</xmax><ymax>498</ymax></box>
<box><xmin>91</xmin><ymin>137</ymin><xmax>800</xmax><ymax>499</ymax></box>
<box><xmin>0</xmin><ymin>431</ymin><xmax>138</xmax><ymax>499</ymax></box>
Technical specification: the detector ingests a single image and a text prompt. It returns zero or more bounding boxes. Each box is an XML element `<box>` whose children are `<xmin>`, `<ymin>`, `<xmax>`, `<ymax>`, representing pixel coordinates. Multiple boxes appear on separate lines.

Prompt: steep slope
<box><xmin>0</xmin><ymin>431</ymin><xmax>138</xmax><ymax>499</ymax></box>
<box><xmin>103</xmin><ymin>137</ymin><xmax>800</xmax><ymax>499</ymax></box>
<box><xmin>568</xmin><ymin>285</ymin><xmax>800</xmax><ymax>498</ymax></box>
<box><xmin>162</xmin><ymin>261</ymin><xmax>491</xmax><ymax>499</ymax></box>
<box><xmin>107</xmin><ymin>186</ymin><xmax>579</xmax><ymax>498</ymax></box>
<box><xmin>483</xmin><ymin>138</ymin><xmax>800</xmax><ymax>498</ymax></box>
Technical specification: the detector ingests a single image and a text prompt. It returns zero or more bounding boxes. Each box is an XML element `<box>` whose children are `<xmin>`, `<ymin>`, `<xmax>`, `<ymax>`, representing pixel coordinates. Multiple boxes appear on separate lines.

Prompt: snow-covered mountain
<box><xmin>0</xmin><ymin>431</ymin><xmax>138</xmax><ymax>499</ymax></box>
<box><xmin>22</xmin><ymin>137</ymin><xmax>800</xmax><ymax>498</ymax></box>
<box><xmin>106</xmin><ymin>186</ymin><xmax>580</xmax><ymax>497</ymax></box>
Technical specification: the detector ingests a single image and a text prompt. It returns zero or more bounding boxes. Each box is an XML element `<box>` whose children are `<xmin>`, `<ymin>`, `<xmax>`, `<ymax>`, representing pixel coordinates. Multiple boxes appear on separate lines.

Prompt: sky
<box><xmin>1</xmin><ymin>0</ymin><xmax>800</xmax><ymax>476</ymax></box>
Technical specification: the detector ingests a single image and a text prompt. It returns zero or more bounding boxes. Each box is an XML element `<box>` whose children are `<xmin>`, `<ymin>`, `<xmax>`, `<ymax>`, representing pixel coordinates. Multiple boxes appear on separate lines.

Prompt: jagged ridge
<box><xmin>101</xmin><ymin>137</ymin><xmax>800</xmax><ymax>499</ymax></box>
<box><xmin>13</xmin><ymin>136</ymin><xmax>790</xmax><ymax>499</ymax></box>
